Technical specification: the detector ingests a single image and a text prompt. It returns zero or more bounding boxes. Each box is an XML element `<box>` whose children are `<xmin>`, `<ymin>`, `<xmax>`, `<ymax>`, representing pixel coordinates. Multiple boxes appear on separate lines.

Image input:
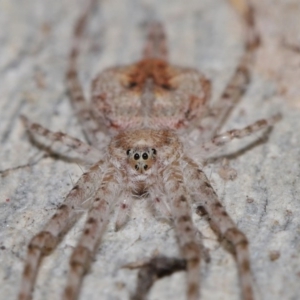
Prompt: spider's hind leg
<box><xmin>66</xmin><ymin>0</ymin><xmax>108</xmax><ymax>147</ymax></box>
<box><xmin>198</xmin><ymin>0</ymin><xmax>260</xmax><ymax>142</ymax></box>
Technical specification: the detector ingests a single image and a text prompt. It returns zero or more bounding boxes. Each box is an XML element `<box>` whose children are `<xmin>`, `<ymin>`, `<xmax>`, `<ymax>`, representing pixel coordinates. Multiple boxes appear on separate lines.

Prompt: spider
<box><xmin>18</xmin><ymin>0</ymin><xmax>280</xmax><ymax>300</ymax></box>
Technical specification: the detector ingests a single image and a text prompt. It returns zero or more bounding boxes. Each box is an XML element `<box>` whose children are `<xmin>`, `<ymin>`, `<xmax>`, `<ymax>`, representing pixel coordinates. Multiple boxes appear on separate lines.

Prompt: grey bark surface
<box><xmin>0</xmin><ymin>0</ymin><xmax>299</xmax><ymax>300</ymax></box>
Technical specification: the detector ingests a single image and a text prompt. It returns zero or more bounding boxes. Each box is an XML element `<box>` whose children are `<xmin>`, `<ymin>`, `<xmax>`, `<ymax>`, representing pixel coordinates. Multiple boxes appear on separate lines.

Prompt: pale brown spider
<box><xmin>18</xmin><ymin>0</ymin><xmax>280</xmax><ymax>300</ymax></box>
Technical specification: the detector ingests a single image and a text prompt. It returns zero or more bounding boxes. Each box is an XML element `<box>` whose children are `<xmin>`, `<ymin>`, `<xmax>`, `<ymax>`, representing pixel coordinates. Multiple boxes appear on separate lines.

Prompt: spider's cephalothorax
<box><xmin>19</xmin><ymin>1</ymin><xmax>281</xmax><ymax>300</ymax></box>
<box><xmin>109</xmin><ymin>129</ymin><xmax>182</xmax><ymax>193</ymax></box>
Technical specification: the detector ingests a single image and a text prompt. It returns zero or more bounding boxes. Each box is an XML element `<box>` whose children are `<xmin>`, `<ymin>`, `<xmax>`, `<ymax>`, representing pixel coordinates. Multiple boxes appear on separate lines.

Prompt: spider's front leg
<box><xmin>184</xmin><ymin>157</ymin><xmax>254</xmax><ymax>300</ymax></box>
<box><xmin>162</xmin><ymin>160</ymin><xmax>201</xmax><ymax>300</ymax></box>
<box><xmin>18</xmin><ymin>161</ymin><xmax>104</xmax><ymax>300</ymax></box>
<box><xmin>63</xmin><ymin>163</ymin><xmax>124</xmax><ymax>300</ymax></box>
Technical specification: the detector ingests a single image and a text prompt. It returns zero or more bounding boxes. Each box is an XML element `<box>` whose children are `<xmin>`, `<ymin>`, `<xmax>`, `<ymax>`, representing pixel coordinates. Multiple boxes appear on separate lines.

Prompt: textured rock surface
<box><xmin>0</xmin><ymin>0</ymin><xmax>299</xmax><ymax>299</ymax></box>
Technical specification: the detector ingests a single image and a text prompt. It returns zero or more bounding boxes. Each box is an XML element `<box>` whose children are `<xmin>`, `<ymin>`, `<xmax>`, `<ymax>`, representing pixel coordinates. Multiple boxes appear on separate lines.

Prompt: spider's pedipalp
<box><xmin>148</xmin><ymin>184</ymin><xmax>171</xmax><ymax>220</ymax></box>
<box><xmin>114</xmin><ymin>190</ymin><xmax>134</xmax><ymax>231</ymax></box>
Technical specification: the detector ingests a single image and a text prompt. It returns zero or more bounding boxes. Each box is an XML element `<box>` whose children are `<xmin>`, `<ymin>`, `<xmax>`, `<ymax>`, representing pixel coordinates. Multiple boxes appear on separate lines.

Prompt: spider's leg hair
<box><xmin>62</xmin><ymin>163</ymin><xmax>122</xmax><ymax>300</ymax></box>
<box><xmin>162</xmin><ymin>160</ymin><xmax>201</xmax><ymax>300</ymax></box>
<box><xmin>21</xmin><ymin>116</ymin><xmax>102</xmax><ymax>164</ymax></box>
<box><xmin>18</xmin><ymin>161</ymin><xmax>105</xmax><ymax>300</ymax></box>
<box><xmin>66</xmin><ymin>0</ymin><xmax>107</xmax><ymax>146</ymax></box>
<box><xmin>184</xmin><ymin>156</ymin><xmax>254</xmax><ymax>300</ymax></box>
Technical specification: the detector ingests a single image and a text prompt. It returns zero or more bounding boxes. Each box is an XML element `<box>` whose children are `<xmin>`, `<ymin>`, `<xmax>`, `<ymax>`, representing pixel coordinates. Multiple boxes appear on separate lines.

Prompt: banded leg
<box><xmin>66</xmin><ymin>0</ymin><xmax>107</xmax><ymax>146</ymax></box>
<box><xmin>18</xmin><ymin>162</ymin><xmax>104</xmax><ymax>300</ymax></box>
<box><xmin>198</xmin><ymin>114</ymin><xmax>281</xmax><ymax>157</ymax></box>
<box><xmin>22</xmin><ymin>116</ymin><xmax>102</xmax><ymax>164</ymax></box>
<box><xmin>143</xmin><ymin>22</ymin><xmax>168</xmax><ymax>60</ymax></box>
<box><xmin>184</xmin><ymin>158</ymin><xmax>254</xmax><ymax>300</ymax></box>
<box><xmin>162</xmin><ymin>162</ymin><xmax>201</xmax><ymax>300</ymax></box>
<box><xmin>199</xmin><ymin>0</ymin><xmax>260</xmax><ymax>141</ymax></box>
<box><xmin>63</xmin><ymin>166</ymin><xmax>121</xmax><ymax>300</ymax></box>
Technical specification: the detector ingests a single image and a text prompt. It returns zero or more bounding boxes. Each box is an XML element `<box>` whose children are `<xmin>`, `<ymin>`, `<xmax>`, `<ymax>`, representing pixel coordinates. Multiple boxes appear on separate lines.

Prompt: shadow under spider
<box><xmin>126</xmin><ymin>256</ymin><xmax>187</xmax><ymax>300</ymax></box>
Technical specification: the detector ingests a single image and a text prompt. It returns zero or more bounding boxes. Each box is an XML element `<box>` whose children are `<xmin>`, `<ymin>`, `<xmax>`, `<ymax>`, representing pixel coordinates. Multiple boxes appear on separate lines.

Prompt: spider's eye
<box><xmin>126</xmin><ymin>149</ymin><xmax>131</xmax><ymax>155</ymax></box>
<box><xmin>134</xmin><ymin>153</ymin><xmax>140</xmax><ymax>160</ymax></box>
<box><xmin>142</xmin><ymin>153</ymin><xmax>148</xmax><ymax>160</ymax></box>
<box><xmin>135</xmin><ymin>165</ymin><xmax>139</xmax><ymax>170</ymax></box>
<box><xmin>152</xmin><ymin>148</ymin><xmax>157</xmax><ymax>155</ymax></box>
<box><xmin>144</xmin><ymin>165</ymin><xmax>148</xmax><ymax>170</ymax></box>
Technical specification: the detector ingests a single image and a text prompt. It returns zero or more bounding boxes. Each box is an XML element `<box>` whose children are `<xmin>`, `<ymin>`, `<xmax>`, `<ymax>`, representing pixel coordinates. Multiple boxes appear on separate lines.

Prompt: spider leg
<box><xmin>18</xmin><ymin>161</ymin><xmax>104</xmax><ymax>300</ymax></box>
<box><xmin>162</xmin><ymin>161</ymin><xmax>201</xmax><ymax>300</ymax></box>
<box><xmin>198</xmin><ymin>114</ymin><xmax>281</xmax><ymax>157</ymax></box>
<box><xmin>63</xmin><ymin>197</ymin><xmax>110</xmax><ymax>300</ymax></box>
<box><xmin>62</xmin><ymin>165</ymin><xmax>122</xmax><ymax>300</ymax></box>
<box><xmin>21</xmin><ymin>116</ymin><xmax>102</xmax><ymax>164</ymax></box>
<box><xmin>66</xmin><ymin>0</ymin><xmax>108</xmax><ymax>147</ymax></box>
<box><xmin>184</xmin><ymin>157</ymin><xmax>254</xmax><ymax>300</ymax></box>
<box><xmin>143</xmin><ymin>21</ymin><xmax>168</xmax><ymax>60</ymax></box>
<box><xmin>199</xmin><ymin>0</ymin><xmax>260</xmax><ymax>141</ymax></box>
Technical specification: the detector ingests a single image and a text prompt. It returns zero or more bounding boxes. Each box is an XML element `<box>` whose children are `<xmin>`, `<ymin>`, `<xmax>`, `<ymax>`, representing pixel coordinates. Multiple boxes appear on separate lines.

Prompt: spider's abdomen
<box><xmin>91</xmin><ymin>59</ymin><xmax>211</xmax><ymax>132</ymax></box>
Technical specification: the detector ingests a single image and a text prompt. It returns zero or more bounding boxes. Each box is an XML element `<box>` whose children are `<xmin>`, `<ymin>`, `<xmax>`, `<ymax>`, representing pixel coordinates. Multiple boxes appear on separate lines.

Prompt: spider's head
<box><xmin>126</xmin><ymin>148</ymin><xmax>157</xmax><ymax>174</ymax></box>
